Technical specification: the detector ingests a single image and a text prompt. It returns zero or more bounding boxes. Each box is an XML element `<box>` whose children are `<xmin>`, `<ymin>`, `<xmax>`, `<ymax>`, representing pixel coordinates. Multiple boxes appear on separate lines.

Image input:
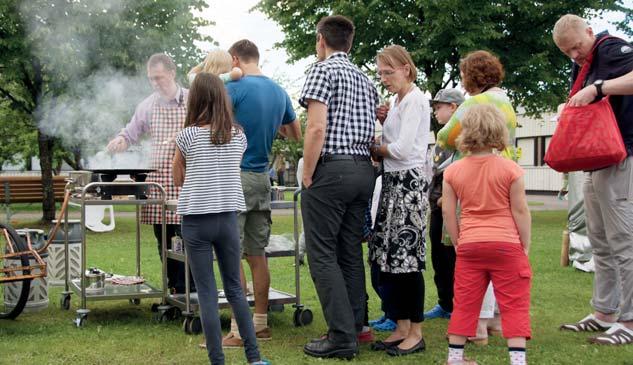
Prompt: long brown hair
<box><xmin>184</xmin><ymin>72</ymin><xmax>236</xmax><ymax>145</ymax></box>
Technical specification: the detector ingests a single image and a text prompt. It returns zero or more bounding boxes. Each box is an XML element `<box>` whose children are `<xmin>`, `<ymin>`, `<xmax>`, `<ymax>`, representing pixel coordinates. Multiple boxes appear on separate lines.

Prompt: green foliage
<box><xmin>271</xmin><ymin>111</ymin><xmax>306</xmax><ymax>166</ymax></box>
<box><xmin>0</xmin><ymin>0</ymin><xmax>212</xmax><ymax>161</ymax></box>
<box><xmin>0</xmin><ymin>0</ymin><xmax>212</xmax><ymax>218</ymax></box>
<box><xmin>256</xmin><ymin>0</ymin><xmax>632</xmax><ymax>117</ymax></box>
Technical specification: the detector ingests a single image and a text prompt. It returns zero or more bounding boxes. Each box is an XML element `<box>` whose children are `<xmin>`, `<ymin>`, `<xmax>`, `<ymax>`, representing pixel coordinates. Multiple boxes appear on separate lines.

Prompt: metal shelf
<box><xmin>166</xmin><ymin>288</ymin><xmax>296</xmax><ymax>311</ymax></box>
<box><xmin>69</xmin><ymin>279</ymin><xmax>163</xmax><ymax>301</ymax></box>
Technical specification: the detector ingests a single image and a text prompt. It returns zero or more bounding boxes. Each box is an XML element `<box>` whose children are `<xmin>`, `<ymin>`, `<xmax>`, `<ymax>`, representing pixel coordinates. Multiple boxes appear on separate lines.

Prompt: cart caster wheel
<box><xmin>183</xmin><ymin>317</ymin><xmax>199</xmax><ymax>334</ymax></box>
<box><xmin>74</xmin><ymin>317</ymin><xmax>86</xmax><ymax>328</ymax></box>
<box><xmin>60</xmin><ymin>295</ymin><xmax>71</xmax><ymax>311</ymax></box>
<box><xmin>182</xmin><ymin>317</ymin><xmax>190</xmax><ymax>334</ymax></box>
<box><xmin>171</xmin><ymin>307</ymin><xmax>182</xmax><ymax>320</ymax></box>
<box><xmin>129</xmin><ymin>298</ymin><xmax>141</xmax><ymax>305</ymax></box>
<box><xmin>159</xmin><ymin>312</ymin><xmax>171</xmax><ymax>323</ymax></box>
<box><xmin>74</xmin><ymin>312</ymin><xmax>88</xmax><ymax>328</ymax></box>
<box><xmin>188</xmin><ymin>316</ymin><xmax>202</xmax><ymax>334</ymax></box>
<box><xmin>293</xmin><ymin>308</ymin><xmax>313</xmax><ymax>327</ymax></box>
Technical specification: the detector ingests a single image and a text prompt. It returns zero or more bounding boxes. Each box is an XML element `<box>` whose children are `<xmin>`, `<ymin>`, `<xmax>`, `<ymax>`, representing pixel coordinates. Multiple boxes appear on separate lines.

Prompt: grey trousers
<box><xmin>301</xmin><ymin>158</ymin><xmax>375</xmax><ymax>343</ymax></box>
<box><xmin>181</xmin><ymin>212</ymin><xmax>260</xmax><ymax>365</ymax></box>
<box><xmin>584</xmin><ymin>156</ymin><xmax>633</xmax><ymax>322</ymax></box>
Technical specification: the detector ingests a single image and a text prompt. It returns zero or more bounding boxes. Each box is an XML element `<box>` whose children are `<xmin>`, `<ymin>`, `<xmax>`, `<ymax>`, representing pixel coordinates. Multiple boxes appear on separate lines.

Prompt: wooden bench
<box><xmin>0</xmin><ymin>176</ymin><xmax>67</xmax><ymax>221</ymax></box>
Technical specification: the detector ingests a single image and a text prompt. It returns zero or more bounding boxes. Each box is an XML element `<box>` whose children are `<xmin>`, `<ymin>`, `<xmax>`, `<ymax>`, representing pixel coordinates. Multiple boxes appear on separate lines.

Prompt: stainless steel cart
<box><xmin>59</xmin><ymin>180</ymin><xmax>167</xmax><ymax>327</ymax></box>
<box><xmin>163</xmin><ymin>187</ymin><xmax>313</xmax><ymax>334</ymax></box>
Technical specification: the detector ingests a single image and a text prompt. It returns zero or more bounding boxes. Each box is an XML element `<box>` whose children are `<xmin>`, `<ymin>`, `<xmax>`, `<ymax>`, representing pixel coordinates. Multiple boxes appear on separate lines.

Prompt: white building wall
<box><xmin>522</xmin><ymin>166</ymin><xmax>564</xmax><ymax>192</ymax></box>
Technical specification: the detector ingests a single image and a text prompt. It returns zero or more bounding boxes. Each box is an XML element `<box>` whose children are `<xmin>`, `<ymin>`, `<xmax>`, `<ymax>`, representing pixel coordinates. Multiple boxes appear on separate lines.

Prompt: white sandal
<box><xmin>560</xmin><ymin>314</ymin><xmax>614</xmax><ymax>332</ymax></box>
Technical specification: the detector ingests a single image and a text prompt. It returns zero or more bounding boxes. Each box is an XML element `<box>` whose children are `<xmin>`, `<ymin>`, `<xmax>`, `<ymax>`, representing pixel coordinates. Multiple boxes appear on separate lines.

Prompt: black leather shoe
<box><xmin>386</xmin><ymin>338</ymin><xmax>426</xmax><ymax>356</ymax></box>
<box><xmin>303</xmin><ymin>338</ymin><xmax>358</xmax><ymax>359</ymax></box>
<box><xmin>370</xmin><ymin>338</ymin><xmax>404</xmax><ymax>351</ymax></box>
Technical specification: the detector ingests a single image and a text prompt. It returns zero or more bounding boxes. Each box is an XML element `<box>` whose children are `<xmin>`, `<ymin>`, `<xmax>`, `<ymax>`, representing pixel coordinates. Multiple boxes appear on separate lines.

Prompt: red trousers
<box><xmin>448</xmin><ymin>242</ymin><xmax>532</xmax><ymax>339</ymax></box>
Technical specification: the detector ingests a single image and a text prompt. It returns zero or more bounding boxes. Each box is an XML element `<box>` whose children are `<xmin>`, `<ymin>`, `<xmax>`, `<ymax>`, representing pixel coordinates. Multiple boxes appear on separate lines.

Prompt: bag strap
<box><xmin>570</xmin><ymin>35</ymin><xmax>618</xmax><ymax>97</ymax></box>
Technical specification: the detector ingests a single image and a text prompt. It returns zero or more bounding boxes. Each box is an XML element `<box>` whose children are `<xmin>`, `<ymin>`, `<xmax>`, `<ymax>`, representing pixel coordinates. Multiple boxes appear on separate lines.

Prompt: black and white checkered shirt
<box><xmin>299</xmin><ymin>52</ymin><xmax>378</xmax><ymax>156</ymax></box>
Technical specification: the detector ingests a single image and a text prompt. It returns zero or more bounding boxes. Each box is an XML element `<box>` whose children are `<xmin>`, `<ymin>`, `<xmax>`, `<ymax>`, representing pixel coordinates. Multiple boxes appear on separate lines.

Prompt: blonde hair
<box><xmin>456</xmin><ymin>104</ymin><xmax>508</xmax><ymax>154</ymax></box>
<box><xmin>553</xmin><ymin>14</ymin><xmax>589</xmax><ymax>44</ymax></box>
<box><xmin>202</xmin><ymin>49</ymin><xmax>233</xmax><ymax>75</ymax></box>
<box><xmin>376</xmin><ymin>45</ymin><xmax>417</xmax><ymax>82</ymax></box>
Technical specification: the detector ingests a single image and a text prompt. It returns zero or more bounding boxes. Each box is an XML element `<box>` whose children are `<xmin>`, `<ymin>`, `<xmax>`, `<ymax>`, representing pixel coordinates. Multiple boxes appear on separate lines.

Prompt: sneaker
<box><xmin>357</xmin><ymin>327</ymin><xmax>374</xmax><ymax>344</ymax></box>
<box><xmin>250</xmin><ymin>360</ymin><xmax>271</xmax><ymax>365</ymax></box>
<box><xmin>369</xmin><ymin>315</ymin><xmax>387</xmax><ymax>327</ymax></box>
<box><xmin>222</xmin><ymin>332</ymin><xmax>244</xmax><ymax>348</ymax></box>
<box><xmin>424</xmin><ymin>304</ymin><xmax>451</xmax><ymax>320</ymax></box>
<box><xmin>373</xmin><ymin>318</ymin><xmax>397</xmax><ymax>332</ymax></box>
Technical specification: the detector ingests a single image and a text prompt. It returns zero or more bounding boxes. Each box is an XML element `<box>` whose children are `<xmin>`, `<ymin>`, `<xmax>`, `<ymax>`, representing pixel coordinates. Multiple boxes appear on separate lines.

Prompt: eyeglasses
<box><xmin>376</xmin><ymin>66</ymin><xmax>404</xmax><ymax>78</ymax></box>
<box><xmin>376</xmin><ymin>69</ymin><xmax>398</xmax><ymax>77</ymax></box>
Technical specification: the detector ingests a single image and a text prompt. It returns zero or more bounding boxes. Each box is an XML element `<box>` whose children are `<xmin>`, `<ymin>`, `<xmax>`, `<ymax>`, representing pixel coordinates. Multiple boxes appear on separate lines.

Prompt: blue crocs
<box><xmin>424</xmin><ymin>304</ymin><xmax>451</xmax><ymax>320</ymax></box>
<box><xmin>369</xmin><ymin>315</ymin><xmax>387</xmax><ymax>327</ymax></box>
<box><xmin>373</xmin><ymin>318</ymin><xmax>397</xmax><ymax>332</ymax></box>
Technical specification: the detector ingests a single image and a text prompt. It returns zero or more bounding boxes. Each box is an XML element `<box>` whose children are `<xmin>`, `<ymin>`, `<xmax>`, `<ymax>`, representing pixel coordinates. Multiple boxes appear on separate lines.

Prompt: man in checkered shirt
<box><xmin>299</xmin><ymin>15</ymin><xmax>378</xmax><ymax>360</ymax></box>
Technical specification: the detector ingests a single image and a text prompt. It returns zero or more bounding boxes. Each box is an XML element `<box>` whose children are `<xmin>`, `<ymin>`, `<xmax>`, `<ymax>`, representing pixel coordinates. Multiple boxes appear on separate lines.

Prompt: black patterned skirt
<box><xmin>369</xmin><ymin>166</ymin><xmax>429</xmax><ymax>273</ymax></box>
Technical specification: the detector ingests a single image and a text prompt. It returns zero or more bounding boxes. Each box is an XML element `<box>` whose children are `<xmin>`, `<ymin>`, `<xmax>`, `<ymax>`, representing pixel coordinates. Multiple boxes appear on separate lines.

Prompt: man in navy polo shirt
<box><xmin>555</xmin><ymin>14</ymin><xmax>633</xmax><ymax>346</ymax></box>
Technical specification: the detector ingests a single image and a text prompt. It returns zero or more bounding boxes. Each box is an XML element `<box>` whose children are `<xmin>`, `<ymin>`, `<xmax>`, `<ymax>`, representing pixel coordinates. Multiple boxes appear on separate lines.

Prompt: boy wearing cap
<box><xmin>424</xmin><ymin>88</ymin><xmax>465</xmax><ymax>320</ymax></box>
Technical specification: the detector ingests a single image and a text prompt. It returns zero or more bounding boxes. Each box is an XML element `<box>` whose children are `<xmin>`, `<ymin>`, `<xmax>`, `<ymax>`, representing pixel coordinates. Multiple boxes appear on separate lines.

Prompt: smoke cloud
<box><xmin>23</xmin><ymin>0</ymin><xmax>164</xmax><ymax>169</ymax></box>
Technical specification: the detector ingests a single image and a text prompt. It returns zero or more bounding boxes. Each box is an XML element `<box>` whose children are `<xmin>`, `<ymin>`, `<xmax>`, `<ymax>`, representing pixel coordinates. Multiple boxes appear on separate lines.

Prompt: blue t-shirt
<box><xmin>226</xmin><ymin>75</ymin><xmax>296</xmax><ymax>172</ymax></box>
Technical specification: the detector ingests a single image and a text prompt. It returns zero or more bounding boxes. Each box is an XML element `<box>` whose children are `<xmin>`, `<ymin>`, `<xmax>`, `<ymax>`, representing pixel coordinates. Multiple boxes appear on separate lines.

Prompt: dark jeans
<box><xmin>182</xmin><ymin>212</ymin><xmax>260</xmax><ymax>365</ymax></box>
<box><xmin>380</xmin><ymin>271</ymin><xmax>425</xmax><ymax>323</ymax></box>
<box><xmin>153</xmin><ymin>224</ymin><xmax>195</xmax><ymax>293</ymax></box>
<box><xmin>302</xmin><ymin>158</ymin><xmax>375</xmax><ymax>343</ymax></box>
<box><xmin>428</xmin><ymin>203</ymin><xmax>456</xmax><ymax>312</ymax></box>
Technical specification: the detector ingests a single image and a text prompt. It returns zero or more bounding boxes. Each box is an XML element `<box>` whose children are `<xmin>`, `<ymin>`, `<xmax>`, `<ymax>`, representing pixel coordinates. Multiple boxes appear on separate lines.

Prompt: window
<box><xmin>516</xmin><ymin>138</ymin><xmax>535</xmax><ymax>166</ymax></box>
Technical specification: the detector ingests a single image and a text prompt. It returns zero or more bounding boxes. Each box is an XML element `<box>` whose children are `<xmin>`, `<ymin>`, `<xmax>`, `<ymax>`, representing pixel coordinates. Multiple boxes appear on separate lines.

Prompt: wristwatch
<box><xmin>593</xmin><ymin>79</ymin><xmax>604</xmax><ymax>98</ymax></box>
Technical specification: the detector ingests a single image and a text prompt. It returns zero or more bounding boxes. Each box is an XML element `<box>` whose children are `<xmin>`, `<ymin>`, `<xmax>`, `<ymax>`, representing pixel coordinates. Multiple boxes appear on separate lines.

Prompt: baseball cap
<box><xmin>431</xmin><ymin>88</ymin><xmax>465</xmax><ymax>105</ymax></box>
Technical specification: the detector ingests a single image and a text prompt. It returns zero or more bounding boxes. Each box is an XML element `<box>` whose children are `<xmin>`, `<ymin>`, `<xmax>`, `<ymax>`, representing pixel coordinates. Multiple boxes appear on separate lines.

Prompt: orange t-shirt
<box><xmin>443</xmin><ymin>154</ymin><xmax>524</xmax><ymax>245</ymax></box>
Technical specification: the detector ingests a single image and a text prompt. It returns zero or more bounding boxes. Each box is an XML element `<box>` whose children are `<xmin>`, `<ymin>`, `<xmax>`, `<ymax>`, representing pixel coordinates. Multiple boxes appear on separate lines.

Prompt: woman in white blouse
<box><xmin>368</xmin><ymin>45</ymin><xmax>431</xmax><ymax>357</ymax></box>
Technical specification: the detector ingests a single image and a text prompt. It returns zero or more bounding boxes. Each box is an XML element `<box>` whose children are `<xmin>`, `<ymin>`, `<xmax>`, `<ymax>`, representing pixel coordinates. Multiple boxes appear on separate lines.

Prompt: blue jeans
<box><xmin>182</xmin><ymin>212</ymin><xmax>260</xmax><ymax>364</ymax></box>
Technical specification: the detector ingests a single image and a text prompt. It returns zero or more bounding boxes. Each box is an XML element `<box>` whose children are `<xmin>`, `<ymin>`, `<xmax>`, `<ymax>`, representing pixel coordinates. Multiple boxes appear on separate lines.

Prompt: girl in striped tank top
<box><xmin>173</xmin><ymin>73</ymin><xmax>269</xmax><ymax>365</ymax></box>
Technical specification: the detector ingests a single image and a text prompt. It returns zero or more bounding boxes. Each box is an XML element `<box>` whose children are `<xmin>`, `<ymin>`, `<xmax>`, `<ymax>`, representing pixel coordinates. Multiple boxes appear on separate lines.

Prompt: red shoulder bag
<box><xmin>544</xmin><ymin>37</ymin><xmax>627</xmax><ymax>172</ymax></box>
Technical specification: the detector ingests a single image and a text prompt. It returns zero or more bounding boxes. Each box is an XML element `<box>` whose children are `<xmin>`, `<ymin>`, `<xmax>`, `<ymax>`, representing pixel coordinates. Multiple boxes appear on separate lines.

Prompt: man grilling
<box><xmin>107</xmin><ymin>53</ymin><xmax>192</xmax><ymax>294</ymax></box>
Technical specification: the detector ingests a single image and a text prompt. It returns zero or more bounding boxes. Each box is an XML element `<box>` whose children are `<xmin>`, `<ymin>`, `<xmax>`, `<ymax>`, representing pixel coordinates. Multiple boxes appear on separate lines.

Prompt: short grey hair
<box><xmin>147</xmin><ymin>53</ymin><xmax>177</xmax><ymax>71</ymax></box>
<box><xmin>553</xmin><ymin>14</ymin><xmax>589</xmax><ymax>44</ymax></box>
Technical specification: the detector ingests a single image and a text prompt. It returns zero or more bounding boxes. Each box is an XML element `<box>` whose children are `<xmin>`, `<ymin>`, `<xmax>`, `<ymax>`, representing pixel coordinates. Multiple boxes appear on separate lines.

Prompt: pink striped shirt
<box><xmin>119</xmin><ymin>86</ymin><xmax>189</xmax><ymax>144</ymax></box>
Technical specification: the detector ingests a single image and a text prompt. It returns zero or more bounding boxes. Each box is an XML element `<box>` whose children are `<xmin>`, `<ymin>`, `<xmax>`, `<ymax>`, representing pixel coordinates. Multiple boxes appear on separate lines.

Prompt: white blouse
<box><xmin>382</xmin><ymin>85</ymin><xmax>430</xmax><ymax>173</ymax></box>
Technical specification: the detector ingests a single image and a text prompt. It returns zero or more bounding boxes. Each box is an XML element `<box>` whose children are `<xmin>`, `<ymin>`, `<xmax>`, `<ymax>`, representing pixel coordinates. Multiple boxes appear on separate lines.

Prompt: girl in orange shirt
<box><xmin>442</xmin><ymin>104</ymin><xmax>532</xmax><ymax>365</ymax></box>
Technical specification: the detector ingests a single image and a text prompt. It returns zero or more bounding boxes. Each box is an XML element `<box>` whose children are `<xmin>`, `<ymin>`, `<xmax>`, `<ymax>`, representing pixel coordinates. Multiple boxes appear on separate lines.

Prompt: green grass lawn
<box><xmin>1</xmin><ymin>211</ymin><xmax>632</xmax><ymax>364</ymax></box>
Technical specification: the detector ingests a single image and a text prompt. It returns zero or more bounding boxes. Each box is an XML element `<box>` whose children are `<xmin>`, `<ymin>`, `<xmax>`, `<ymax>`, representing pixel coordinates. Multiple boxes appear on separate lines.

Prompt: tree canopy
<box><xmin>257</xmin><ymin>0</ymin><xmax>632</xmax><ymax>117</ymax></box>
<box><xmin>0</xmin><ymin>0</ymin><xmax>212</xmax><ymax>220</ymax></box>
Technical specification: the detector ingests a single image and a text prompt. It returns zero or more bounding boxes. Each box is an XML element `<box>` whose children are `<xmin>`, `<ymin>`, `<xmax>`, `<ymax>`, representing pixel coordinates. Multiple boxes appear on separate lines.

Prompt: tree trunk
<box><xmin>38</xmin><ymin>129</ymin><xmax>55</xmax><ymax>222</ymax></box>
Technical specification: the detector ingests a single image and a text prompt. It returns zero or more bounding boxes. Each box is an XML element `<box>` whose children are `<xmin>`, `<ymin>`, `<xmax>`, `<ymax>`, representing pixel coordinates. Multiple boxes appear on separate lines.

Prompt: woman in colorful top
<box><xmin>437</xmin><ymin>50</ymin><xmax>518</xmax><ymax>344</ymax></box>
<box><xmin>442</xmin><ymin>104</ymin><xmax>532</xmax><ymax>365</ymax></box>
<box><xmin>172</xmin><ymin>73</ymin><xmax>269</xmax><ymax>365</ymax></box>
<box><xmin>368</xmin><ymin>45</ymin><xmax>431</xmax><ymax>357</ymax></box>
<box><xmin>436</xmin><ymin>50</ymin><xmax>518</xmax><ymax>161</ymax></box>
